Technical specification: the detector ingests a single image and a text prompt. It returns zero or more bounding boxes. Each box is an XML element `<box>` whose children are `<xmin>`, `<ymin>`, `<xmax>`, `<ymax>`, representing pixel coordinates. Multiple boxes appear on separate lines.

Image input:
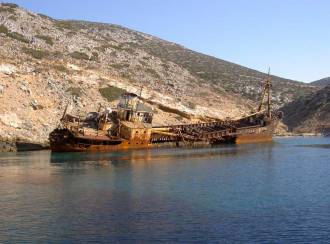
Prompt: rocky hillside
<box><xmin>0</xmin><ymin>3</ymin><xmax>317</xmax><ymax>144</ymax></box>
<box><xmin>311</xmin><ymin>77</ymin><xmax>330</xmax><ymax>87</ymax></box>
<box><xmin>281</xmin><ymin>85</ymin><xmax>330</xmax><ymax>134</ymax></box>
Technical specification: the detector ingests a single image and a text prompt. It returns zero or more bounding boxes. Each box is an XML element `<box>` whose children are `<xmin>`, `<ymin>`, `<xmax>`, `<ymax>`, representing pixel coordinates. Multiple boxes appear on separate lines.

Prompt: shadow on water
<box><xmin>296</xmin><ymin>144</ymin><xmax>330</xmax><ymax>149</ymax></box>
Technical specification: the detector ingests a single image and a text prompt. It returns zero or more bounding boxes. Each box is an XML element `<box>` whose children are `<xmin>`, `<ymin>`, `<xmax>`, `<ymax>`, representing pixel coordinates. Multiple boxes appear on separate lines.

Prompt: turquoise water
<box><xmin>0</xmin><ymin>137</ymin><xmax>329</xmax><ymax>243</ymax></box>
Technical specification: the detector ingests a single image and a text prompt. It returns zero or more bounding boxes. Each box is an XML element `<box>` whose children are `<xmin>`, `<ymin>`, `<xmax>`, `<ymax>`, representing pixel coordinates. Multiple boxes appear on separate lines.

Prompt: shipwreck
<box><xmin>49</xmin><ymin>77</ymin><xmax>282</xmax><ymax>152</ymax></box>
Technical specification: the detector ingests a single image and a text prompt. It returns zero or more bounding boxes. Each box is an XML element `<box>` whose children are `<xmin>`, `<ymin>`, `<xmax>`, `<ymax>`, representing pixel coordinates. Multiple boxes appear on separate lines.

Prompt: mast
<box><xmin>61</xmin><ymin>102</ymin><xmax>69</xmax><ymax>121</ymax></box>
<box><xmin>267</xmin><ymin>68</ymin><xmax>271</xmax><ymax>118</ymax></box>
<box><xmin>257</xmin><ymin>68</ymin><xmax>272</xmax><ymax>118</ymax></box>
<box><xmin>257</xmin><ymin>85</ymin><xmax>267</xmax><ymax>112</ymax></box>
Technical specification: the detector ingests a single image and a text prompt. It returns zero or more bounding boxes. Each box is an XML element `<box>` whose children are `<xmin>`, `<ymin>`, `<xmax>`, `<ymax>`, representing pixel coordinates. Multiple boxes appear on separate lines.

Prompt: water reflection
<box><xmin>0</xmin><ymin>142</ymin><xmax>277</xmax><ymax>181</ymax></box>
<box><xmin>50</xmin><ymin>142</ymin><xmax>276</xmax><ymax>166</ymax></box>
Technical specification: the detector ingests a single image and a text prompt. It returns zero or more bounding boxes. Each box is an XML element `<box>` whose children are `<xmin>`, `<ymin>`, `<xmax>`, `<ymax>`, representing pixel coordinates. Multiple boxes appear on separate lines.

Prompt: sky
<box><xmin>3</xmin><ymin>0</ymin><xmax>330</xmax><ymax>82</ymax></box>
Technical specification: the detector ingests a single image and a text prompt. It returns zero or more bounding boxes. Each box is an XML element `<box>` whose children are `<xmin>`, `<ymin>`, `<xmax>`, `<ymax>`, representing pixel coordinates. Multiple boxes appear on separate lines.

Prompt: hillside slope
<box><xmin>0</xmin><ymin>3</ymin><xmax>317</xmax><ymax>143</ymax></box>
<box><xmin>281</xmin><ymin>85</ymin><xmax>330</xmax><ymax>134</ymax></box>
<box><xmin>311</xmin><ymin>77</ymin><xmax>330</xmax><ymax>87</ymax></box>
<box><xmin>65</xmin><ymin>20</ymin><xmax>316</xmax><ymax>107</ymax></box>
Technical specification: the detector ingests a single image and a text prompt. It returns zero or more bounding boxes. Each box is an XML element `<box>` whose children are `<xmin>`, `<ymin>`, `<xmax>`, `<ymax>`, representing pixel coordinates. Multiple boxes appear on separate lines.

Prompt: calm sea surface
<box><xmin>0</xmin><ymin>137</ymin><xmax>330</xmax><ymax>243</ymax></box>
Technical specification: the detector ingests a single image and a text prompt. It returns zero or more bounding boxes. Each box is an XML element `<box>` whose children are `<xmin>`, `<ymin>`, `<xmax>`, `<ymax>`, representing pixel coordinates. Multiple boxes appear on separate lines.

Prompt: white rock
<box><xmin>0</xmin><ymin>64</ymin><xmax>17</xmax><ymax>75</ymax></box>
<box><xmin>67</xmin><ymin>63</ymin><xmax>81</xmax><ymax>71</ymax></box>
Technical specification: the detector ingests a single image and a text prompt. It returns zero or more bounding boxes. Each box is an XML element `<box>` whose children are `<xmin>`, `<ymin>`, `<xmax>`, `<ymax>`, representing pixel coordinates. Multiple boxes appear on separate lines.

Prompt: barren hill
<box><xmin>281</xmin><ymin>85</ymin><xmax>330</xmax><ymax>134</ymax></box>
<box><xmin>0</xmin><ymin>3</ymin><xmax>317</xmax><ymax>145</ymax></box>
<box><xmin>311</xmin><ymin>77</ymin><xmax>330</xmax><ymax>87</ymax></box>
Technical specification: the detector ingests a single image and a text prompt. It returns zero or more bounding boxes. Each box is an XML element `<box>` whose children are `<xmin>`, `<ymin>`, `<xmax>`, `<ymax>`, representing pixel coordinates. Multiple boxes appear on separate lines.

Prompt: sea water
<box><xmin>0</xmin><ymin>137</ymin><xmax>329</xmax><ymax>243</ymax></box>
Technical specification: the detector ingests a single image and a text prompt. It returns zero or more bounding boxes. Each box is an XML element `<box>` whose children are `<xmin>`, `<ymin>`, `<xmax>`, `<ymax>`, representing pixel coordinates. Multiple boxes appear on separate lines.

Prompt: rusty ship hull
<box><xmin>49</xmin><ymin>118</ymin><xmax>278</xmax><ymax>153</ymax></box>
<box><xmin>49</xmin><ymin>129</ymin><xmax>153</xmax><ymax>152</ymax></box>
<box><xmin>235</xmin><ymin>124</ymin><xmax>275</xmax><ymax>144</ymax></box>
<box><xmin>49</xmin><ymin>78</ymin><xmax>280</xmax><ymax>153</ymax></box>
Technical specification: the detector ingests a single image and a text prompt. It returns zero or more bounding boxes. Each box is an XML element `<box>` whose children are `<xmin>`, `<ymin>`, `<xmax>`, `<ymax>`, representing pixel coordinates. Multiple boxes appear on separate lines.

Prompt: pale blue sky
<box><xmin>4</xmin><ymin>0</ymin><xmax>330</xmax><ymax>82</ymax></box>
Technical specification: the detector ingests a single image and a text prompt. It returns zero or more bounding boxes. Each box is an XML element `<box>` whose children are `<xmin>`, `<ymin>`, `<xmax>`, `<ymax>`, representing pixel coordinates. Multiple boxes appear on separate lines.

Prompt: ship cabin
<box><xmin>115</xmin><ymin>93</ymin><xmax>154</xmax><ymax>145</ymax></box>
<box><xmin>55</xmin><ymin>92</ymin><xmax>155</xmax><ymax>149</ymax></box>
<box><xmin>117</xmin><ymin>93</ymin><xmax>153</xmax><ymax>124</ymax></box>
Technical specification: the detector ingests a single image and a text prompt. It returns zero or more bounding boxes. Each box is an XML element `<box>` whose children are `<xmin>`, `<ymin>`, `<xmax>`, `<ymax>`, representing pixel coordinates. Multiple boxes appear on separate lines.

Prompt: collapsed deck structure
<box><xmin>49</xmin><ymin>77</ymin><xmax>282</xmax><ymax>152</ymax></box>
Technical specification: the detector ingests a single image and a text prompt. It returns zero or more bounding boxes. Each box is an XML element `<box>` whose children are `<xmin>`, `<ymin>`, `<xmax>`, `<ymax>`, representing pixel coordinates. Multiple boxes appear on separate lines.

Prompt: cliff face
<box><xmin>281</xmin><ymin>85</ymin><xmax>330</xmax><ymax>134</ymax></box>
<box><xmin>0</xmin><ymin>3</ymin><xmax>317</xmax><ymax>143</ymax></box>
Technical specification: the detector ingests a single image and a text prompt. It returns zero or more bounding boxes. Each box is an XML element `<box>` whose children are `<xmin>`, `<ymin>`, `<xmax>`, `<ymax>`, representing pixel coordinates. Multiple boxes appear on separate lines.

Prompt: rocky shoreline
<box><xmin>0</xmin><ymin>140</ymin><xmax>16</xmax><ymax>152</ymax></box>
<box><xmin>0</xmin><ymin>139</ymin><xmax>49</xmax><ymax>152</ymax></box>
